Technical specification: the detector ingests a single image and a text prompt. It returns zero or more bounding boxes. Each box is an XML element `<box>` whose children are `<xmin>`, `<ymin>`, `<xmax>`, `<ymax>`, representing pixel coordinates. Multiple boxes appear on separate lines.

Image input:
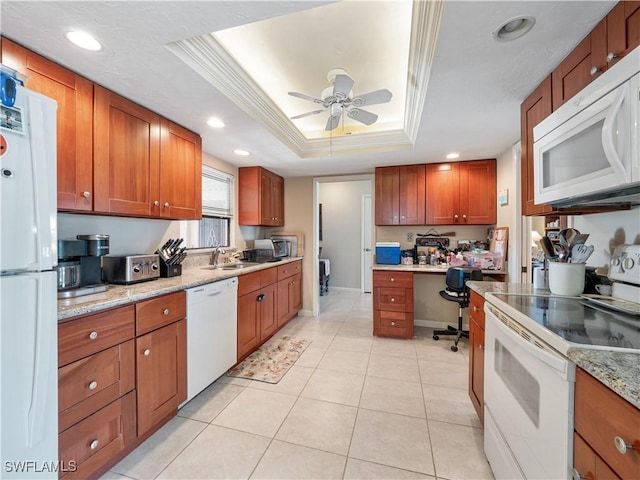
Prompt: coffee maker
<box><xmin>57</xmin><ymin>234</ymin><xmax>110</xmax><ymax>298</ymax></box>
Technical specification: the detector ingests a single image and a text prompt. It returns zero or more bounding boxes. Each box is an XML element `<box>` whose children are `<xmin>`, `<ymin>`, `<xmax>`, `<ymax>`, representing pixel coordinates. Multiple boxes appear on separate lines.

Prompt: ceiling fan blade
<box><xmin>288</xmin><ymin>91</ymin><xmax>324</xmax><ymax>104</ymax></box>
<box><xmin>351</xmin><ymin>89</ymin><xmax>392</xmax><ymax>107</ymax></box>
<box><xmin>325</xmin><ymin>114</ymin><xmax>341</xmax><ymax>131</ymax></box>
<box><xmin>290</xmin><ymin>109</ymin><xmax>324</xmax><ymax>120</ymax></box>
<box><xmin>347</xmin><ymin>108</ymin><xmax>378</xmax><ymax>126</ymax></box>
<box><xmin>333</xmin><ymin>74</ymin><xmax>354</xmax><ymax>101</ymax></box>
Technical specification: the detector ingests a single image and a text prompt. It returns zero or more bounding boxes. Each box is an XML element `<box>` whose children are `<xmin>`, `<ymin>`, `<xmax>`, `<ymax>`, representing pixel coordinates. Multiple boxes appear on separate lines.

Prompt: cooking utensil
<box><xmin>571</xmin><ymin>233</ymin><xmax>590</xmax><ymax>247</ymax></box>
<box><xmin>570</xmin><ymin>244</ymin><xmax>594</xmax><ymax>263</ymax></box>
<box><xmin>558</xmin><ymin>228</ymin><xmax>579</xmax><ymax>248</ymax></box>
<box><xmin>541</xmin><ymin>236</ymin><xmax>558</xmax><ymax>260</ymax></box>
<box><xmin>555</xmin><ymin>244</ymin><xmax>569</xmax><ymax>262</ymax></box>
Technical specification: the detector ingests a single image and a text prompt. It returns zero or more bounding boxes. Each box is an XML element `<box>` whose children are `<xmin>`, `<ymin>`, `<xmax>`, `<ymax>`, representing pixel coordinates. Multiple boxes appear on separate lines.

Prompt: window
<box><xmin>181</xmin><ymin>166</ymin><xmax>233</xmax><ymax>248</ymax></box>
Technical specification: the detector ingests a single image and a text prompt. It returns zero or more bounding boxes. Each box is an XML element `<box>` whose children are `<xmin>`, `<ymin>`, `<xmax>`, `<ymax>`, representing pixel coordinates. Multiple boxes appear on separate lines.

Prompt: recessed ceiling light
<box><xmin>492</xmin><ymin>16</ymin><xmax>535</xmax><ymax>42</ymax></box>
<box><xmin>234</xmin><ymin>149</ymin><xmax>250</xmax><ymax>156</ymax></box>
<box><xmin>207</xmin><ymin>117</ymin><xmax>225</xmax><ymax>128</ymax></box>
<box><xmin>65</xmin><ymin>30</ymin><xmax>102</xmax><ymax>51</ymax></box>
<box><xmin>446</xmin><ymin>152</ymin><xmax>460</xmax><ymax>159</ymax></box>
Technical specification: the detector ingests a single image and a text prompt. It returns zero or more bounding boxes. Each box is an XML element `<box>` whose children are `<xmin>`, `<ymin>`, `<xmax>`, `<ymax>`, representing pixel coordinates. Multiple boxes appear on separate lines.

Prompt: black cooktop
<box><xmin>491</xmin><ymin>294</ymin><xmax>640</xmax><ymax>350</ymax></box>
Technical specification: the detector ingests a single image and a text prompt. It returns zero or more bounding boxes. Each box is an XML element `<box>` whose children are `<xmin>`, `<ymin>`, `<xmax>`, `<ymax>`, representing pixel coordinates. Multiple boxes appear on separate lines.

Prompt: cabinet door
<box><xmin>159</xmin><ymin>119</ymin><xmax>202</xmax><ymax>219</ymax></box>
<box><xmin>94</xmin><ymin>85</ymin><xmax>160</xmax><ymax>217</ymax></box>
<box><xmin>425</xmin><ymin>163</ymin><xmax>458</xmax><ymax>224</ymax></box>
<box><xmin>136</xmin><ymin>319</ymin><xmax>186</xmax><ymax>437</ymax></box>
<box><xmin>459</xmin><ymin>160</ymin><xmax>496</xmax><ymax>225</ymax></box>
<box><xmin>468</xmin><ymin>317</ymin><xmax>484</xmax><ymax>425</ymax></box>
<box><xmin>270</xmin><ymin>173</ymin><xmax>284</xmax><ymax>226</ymax></box>
<box><xmin>277</xmin><ymin>278</ymin><xmax>292</xmax><ymax>328</ymax></box>
<box><xmin>398</xmin><ymin>165</ymin><xmax>426</xmax><ymax>225</ymax></box>
<box><xmin>551</xmin><ymin>19</ymin><xmax>607</xmax><ymax>110</ymax></box>
<box><xmin>259</xmin><ymin>283</ymin><xmax>278</xmax><ymax>341</ymax></box>
<box><xmin>290</xmin><ymin>272</ymin><xmax>302</xmax><ymax>314</ymax></box>
<box><xmin>1</xmin><ymin>38</ymin><xmax>93</xmax><ymax>211</ymax></box>
<box><xmin>260</xmin><ymin>170</ymin><xmax>274</xmax><ymax>225</ymax></box>
<box><xmin>375</xmin><ymin>167</ymin><xmax>400</xmax><ymax>225</ymax></box>
<box><xmin>237</xmin><ymin>291</ymin><xmax>260</xmax><ymax>361</ymax></box>
<box><xmin>520</xmin><ymin>76</ymin><xmax>552</xmax><ymax>216</ymax></box>
<box><xmin>607</xmin><ymin>2</ymin><xmax>640</xmax><ymax>67</ymax></box>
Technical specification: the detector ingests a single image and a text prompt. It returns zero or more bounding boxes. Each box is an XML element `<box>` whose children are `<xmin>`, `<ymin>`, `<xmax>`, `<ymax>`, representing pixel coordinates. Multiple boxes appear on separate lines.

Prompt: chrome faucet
<box><xmin>211</xmin><ymin>246</ymin><xmax>226</xmax><ymax>269</ymax></box>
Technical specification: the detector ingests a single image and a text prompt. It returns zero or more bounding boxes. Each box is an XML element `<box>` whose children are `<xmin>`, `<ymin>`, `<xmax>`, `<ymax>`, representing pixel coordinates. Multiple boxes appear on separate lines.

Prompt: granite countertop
<box><xmin>373</xmin><ymin>264</ymin><xmax>507</xmax><ymax>275</ymax></box>
<box><xmin>57</xmin><ymin>257</ymin><xmax>303</xmax><ymax>321</ymax></box>
<box><xmin>468</xmin><ymin>281</ymin><xmax>640</xmax><ymax>410</ymax></box>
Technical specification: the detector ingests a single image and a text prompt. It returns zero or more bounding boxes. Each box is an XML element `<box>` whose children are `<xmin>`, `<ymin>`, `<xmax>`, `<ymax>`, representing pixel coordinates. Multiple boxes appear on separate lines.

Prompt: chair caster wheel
<box><xmin>433</xmin><ymin>335</ymin><xmax>439</xmax><ymax>341</ymax></box>
<box><xmin>450</xmin><ymin>345</ymin><xmax>458</xmax><ymax>352</ymax></box>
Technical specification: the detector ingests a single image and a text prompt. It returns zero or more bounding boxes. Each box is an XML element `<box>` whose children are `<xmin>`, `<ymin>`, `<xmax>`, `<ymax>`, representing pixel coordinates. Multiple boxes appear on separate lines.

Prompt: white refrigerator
<box><xmin>0</xmin><ymin>69</ymin><xmax>59</xmax><ymax>478</ymax></box>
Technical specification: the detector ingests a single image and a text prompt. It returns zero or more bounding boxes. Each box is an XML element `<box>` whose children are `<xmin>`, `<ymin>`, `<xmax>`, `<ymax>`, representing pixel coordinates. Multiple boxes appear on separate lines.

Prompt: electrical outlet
<box><xmin>406</xmin><ymin>232</ymin><xmax>413</xmax><ymax>242</ymax></box>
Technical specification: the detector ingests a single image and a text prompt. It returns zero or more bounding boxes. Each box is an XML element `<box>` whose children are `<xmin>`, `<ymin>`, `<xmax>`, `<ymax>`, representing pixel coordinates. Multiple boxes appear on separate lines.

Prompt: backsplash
<box><xmin>375</xmin><ymin>225</ymin><xmax>496</xmax><ymax>252</ymax></box>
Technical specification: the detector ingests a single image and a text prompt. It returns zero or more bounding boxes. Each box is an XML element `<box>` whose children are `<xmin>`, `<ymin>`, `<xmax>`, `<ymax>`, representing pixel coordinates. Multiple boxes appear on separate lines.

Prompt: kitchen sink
<box><xmin>203</xmin><ymin>263</ymin><xmax>259</xmax><ymax>271</ymax></box>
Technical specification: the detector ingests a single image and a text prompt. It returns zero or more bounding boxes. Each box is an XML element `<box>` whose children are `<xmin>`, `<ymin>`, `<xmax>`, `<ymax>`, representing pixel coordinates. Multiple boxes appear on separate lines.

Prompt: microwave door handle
<box><xmin>602</xmin><ymin>83</ymin><xmax>632</xmax><ymax>183</ymax></box>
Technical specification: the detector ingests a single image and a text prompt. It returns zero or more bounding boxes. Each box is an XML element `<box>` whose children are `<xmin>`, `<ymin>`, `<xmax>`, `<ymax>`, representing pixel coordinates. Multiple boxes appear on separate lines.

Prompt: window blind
<box><xmin>202</xmin><ymin>165</ymin><xmax>233</xmax><ymax>217</ymax></box>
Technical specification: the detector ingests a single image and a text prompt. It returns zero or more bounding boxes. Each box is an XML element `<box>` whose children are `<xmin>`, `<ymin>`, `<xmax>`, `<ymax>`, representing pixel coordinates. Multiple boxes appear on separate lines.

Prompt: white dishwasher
<box><xmin>184</xmin><ymin>277</ymin><xmax>238</xmax><ymax>404</ymax></box>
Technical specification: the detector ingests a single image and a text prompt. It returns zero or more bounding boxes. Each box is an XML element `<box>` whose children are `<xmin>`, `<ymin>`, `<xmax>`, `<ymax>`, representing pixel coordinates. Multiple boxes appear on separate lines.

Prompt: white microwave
<box><xmin>533</xmin><ymin>46</ymin><xmax>640</xmax><ymax>207</ymax></box>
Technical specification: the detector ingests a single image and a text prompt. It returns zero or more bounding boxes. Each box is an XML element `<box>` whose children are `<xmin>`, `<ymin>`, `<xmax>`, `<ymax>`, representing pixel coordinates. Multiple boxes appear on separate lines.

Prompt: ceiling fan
<box><xmin>288</xmin><ymin>68</ymin><xmax>393</xmax><ymax>131</ymax></box>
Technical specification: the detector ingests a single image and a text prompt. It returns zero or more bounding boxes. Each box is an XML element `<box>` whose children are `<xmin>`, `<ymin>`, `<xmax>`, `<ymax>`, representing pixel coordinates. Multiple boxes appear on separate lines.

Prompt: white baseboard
<box><xmin>298</xmin><ymin>309</ymin><xmax>314</xmax><ymax>317</ymax></box>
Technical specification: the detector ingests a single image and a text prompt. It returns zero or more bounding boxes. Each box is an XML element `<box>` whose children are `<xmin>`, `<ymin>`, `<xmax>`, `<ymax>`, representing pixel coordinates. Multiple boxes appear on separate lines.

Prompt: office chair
<box><xmin>433</xmin><ymin>266</ymin><xmax>483</xmax><ymax>352</ymax></box>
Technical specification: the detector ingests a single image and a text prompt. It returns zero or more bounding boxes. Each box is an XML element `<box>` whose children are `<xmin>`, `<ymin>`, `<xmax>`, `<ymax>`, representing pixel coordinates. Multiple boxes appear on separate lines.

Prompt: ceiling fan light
<box><xmin>492</xmin><ymin>16</ymin><xmax>535</xmax><ymax>42</ymax></box>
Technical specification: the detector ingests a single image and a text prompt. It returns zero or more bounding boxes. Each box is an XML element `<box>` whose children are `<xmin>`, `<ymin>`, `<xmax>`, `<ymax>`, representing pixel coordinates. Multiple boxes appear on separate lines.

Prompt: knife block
<box><xmin>159</xmin><ymin>260</ymin><xmax>182</xmax><ymax>278</ymax></box>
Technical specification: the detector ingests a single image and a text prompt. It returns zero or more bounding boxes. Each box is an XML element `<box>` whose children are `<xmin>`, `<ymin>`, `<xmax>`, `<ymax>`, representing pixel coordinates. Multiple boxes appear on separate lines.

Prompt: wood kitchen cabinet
<box><xmin>277</xmin><ymin>260</ymin><xmax>303</xmax><ymax>327</ymax></box>
<box><xmin>520</xmin><ymin>76</ymin><xmax>553</xmax><ymax>216</ymax></box>
<box><xmin>135</xmin><ymin>291</ymin><xmax>187</xmax><ymax>437</ymax></box>
<box><xmin>375</xmin><ymin>165</ymin><xmax>425</xmax><ymax>226</ymax></box>
<box><xmin>238</xmin><ymin>166</ymin><xmax>284</xmax><ymax>226</ymax></box>
<box><xmin>237</xmin><ymin>267</ymin><xmax>279</xmax><ymax>361</ymax></box>
<box><xmin>425</xmin><ymin>159</ymin><xmax>496</xmax><ymax>225</ymax></box>
<box><xmin>1</xmin><ymin>37</ymin><xmax>94</xmax><ymax>212</ymax></box>
<box><xmin>468</xmin><ymin>290</ymin><xmax>485</xmax><ymax>425</ymax></box>
<box><xmin>574</xmin><ymin>368</ymin><xmax>640</xmax><ymax>480</ymax></box>
<box><xmin>552</xmin><ymin>2</ymin><xmax>640</xmax><ymax>110</ymax></box>
<box><xmin>372</xmin><ymin>271</ymin><xmax>414</xmax><ymax>338</ymax></box>
<box><xmin>158</xmin><ymin>119</ymin><xmax>202</xmax><ymax>220</ymax></box>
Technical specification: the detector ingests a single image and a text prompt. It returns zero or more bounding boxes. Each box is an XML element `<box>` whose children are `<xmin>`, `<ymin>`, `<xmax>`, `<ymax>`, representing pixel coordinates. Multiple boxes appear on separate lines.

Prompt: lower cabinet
<box><xmin>57</xmin><ymin>291</ymin><xmax>187</xmax><ymax>479</ymax></box>
<box><xmin>372</xmin><ymin>271</ymin><xmax>414</xmax><ymax>338</ymax></box>
<box><xmin>573</xmin><ymin>368</ymin><xmax>640</xmax><ymax>480</ymax></box>
<box><xmin>467</xmin><ymin>291</ymin><xmax>485</xmax><ymax>425</ymax></box>
<box><xmin>277</xmin><ymin>261</ymin><xmax>303</xmax><ymax>328</ymax></box>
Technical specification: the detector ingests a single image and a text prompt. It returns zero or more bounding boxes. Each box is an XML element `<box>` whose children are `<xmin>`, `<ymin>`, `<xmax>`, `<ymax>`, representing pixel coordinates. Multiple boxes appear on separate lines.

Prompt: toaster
<box><xmin>102</xmin><ymin>254</ymin><xmax>160</xmax><ymax>284</ymax></box>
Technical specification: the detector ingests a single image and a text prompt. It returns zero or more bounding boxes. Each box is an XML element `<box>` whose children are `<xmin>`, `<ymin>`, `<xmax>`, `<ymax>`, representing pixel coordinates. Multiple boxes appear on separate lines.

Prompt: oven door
<box><xmin>484</xmin><ymin>304</ymin><xmax>575</xmax><ymax>480</ymax></box>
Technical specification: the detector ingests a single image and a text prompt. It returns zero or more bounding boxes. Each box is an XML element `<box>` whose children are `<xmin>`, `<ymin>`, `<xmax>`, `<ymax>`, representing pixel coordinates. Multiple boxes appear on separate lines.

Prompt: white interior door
<box><xmin>361</xmin><ymin>194</ymin><xmax>372</xmax><ymax>293</ymax></box>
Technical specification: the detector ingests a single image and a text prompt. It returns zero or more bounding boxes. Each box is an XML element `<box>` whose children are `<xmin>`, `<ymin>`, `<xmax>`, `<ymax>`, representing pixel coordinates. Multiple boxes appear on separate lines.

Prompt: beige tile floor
<box><xmin>103</xmin><ymin>291</ymin><xmax>494</xmax><ymax>480</ymax></box>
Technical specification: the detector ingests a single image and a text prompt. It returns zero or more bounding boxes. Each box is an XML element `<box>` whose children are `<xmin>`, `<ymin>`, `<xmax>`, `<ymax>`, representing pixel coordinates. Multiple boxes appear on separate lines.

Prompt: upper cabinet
<box><xmin>425</xmin><ymin>159</ymin><xmax>497</xmax><ymax>225</ymax></box>
<box><xmin>521</xmin><ymin>76</ymin><xmax>553</xmax><ymax>216</ymax></box>
<box><xmin>375</xmin><ymin>165</ymin><xmax>426</xmax><ymax>226</ymax></box>
<box><xmin>1</xmin><ymin>37</ymin><xmax>202</xmax><ymax>220</ymax></box>
<box><xmin>238</xmin><ymin>166</ymin><xmax>284</xmax><ymax>226</ymax></box>
<box><xmin>1</xmin><ymin>38</ymin><xmax>93</xmax><ymax>211</ymax></box>
<box><xmin>552</xmin><ymin>2</ymin><xmax>640</xmax><ymax>110</ymax></box>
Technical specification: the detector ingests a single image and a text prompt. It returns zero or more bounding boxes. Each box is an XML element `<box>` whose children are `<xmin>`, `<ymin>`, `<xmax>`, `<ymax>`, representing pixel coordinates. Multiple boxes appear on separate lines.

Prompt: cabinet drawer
<box><xmin>59</xmin><ymin>391</ymin><xmax>136</xmax><ymax>480</ymax></box>
<box><xmin>260</xmin><ymin>266</ymin><xmax>278</xmax><ymax>286</ymax></box>
<box><xmin>575</xmin><ymin>368</ymin><xmax>640</xmax><ymax>480</ymax></box>
<box><xmin>277</xmin><ymin>260</ymin><xmax>301</xmax><ymax>280</ymax></box>
<box><xmin>238</xmin><ymin>270</ymin><xmax>261</xmax><ymax>296</ymax></box>
<box><xmin>373</xmin><ymin>270</ymin><xmax>413</xmax><ymax>288</ymax></box>
<box><xmin>375</xmin><ymin>287</ymin><xmax>413</xmax><ymax>312</ymax></box>
<box><xmin>59</xmin><ymin>340</ymin><xmax>135</xmax><ymax>432</ymax></box>
<box><xmin>469</xmin><ymin>291</ymin><xmax>485</xmax><ymax>329</ymax></box>
<box><xmin>136</xmin><ymin>291</ymin><xmax>186</xmax><ymax>335</ymax></box>
<box><xmin>59</xmin><ymin>306</ymin><xmax>135</xmax><ymax>367</ymax></box>
<box><xmin>373</xmin><ymin>310</ymin><xmax>413</xmax><ymax>338</ymax></box>
<box><xmin>574</xmin><ymin>432</ymin><xmax>621</xmax><ymax>480</ymax></box>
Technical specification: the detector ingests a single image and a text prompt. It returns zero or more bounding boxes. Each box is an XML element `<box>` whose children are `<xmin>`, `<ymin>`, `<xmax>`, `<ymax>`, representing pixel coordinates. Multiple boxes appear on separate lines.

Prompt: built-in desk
<box><xmin>371</xmin><ymin>264</ymin><xmax>507</xmax><ymax>338</ymax></box>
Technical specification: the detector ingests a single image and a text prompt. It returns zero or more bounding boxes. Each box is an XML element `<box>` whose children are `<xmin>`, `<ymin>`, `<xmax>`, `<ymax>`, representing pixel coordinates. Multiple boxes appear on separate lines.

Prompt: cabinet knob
<box><xmin>390</xmin><ymin>298</ymin><xmax>395</xmax><ymax>302</ymax></box>
<box><xmin>144</xmin><ymin>349</ymin><xmax>151</xmax><ymax>356</ymax></box>
<box><xmin>590</xmin><ymin>65</ymin><xmax>602</xmax><ymax>76</ymax></box>
<box><xmin>154</xmin><ymin>200</ymin><xmax>160</xmax><ymax>207</ymax></box>
<box><xmin>82</xmin><ymin>191</ymin><xmax>91</xmax><ymax>198</ymax></box>
<box><xmin>257</xmin><ymin>294</ymin><xmax>265</xmax><ymax>302</ymax></box>
<box><xmin>164</xmin><ymin>202</ymin><xmax>170</xmax><ymax>208</ymax></box>
<box><xmin>90</xmin><ymin>440</ymin><xmax>99</xmax><ymax>450</ymax></box>
<box><xmin>391</xmin><ymin>321</ymin><xmax>396</xmax><ymax>326</ymax></box>
<box><xmin>479</xmin><ymin>344</ymin><xmax>484</xmax><ymax>351</ymax></box>
<box><xmin>571</xmin><ymin>468</ymin><xmax>586</xmax><ymax>480</ymax></box>
<box><xmin>88</xmin><ymin>331</ymin><xmax>98</xmax><ymax>340</ymax></box>
<box><xmin>163</xmin><ymin>308</ymin><xmax>170</xmax><ymax>315</ymax></box>
<box><xmin>614</xmin><ymin>436</ymin><xmax>634</xmax><ymax>454</ymax></box>
<box><xmin>88</xmin><ymin>381</ymin><xmax>98</xmax><ymax>391</ymax></box>
<box><xmin>606</xmin><ymin>52</ymin><xmax>619</xmax><ymax>63</ymax></box>
<box><xmin>462</xmin><ymin>214</ymin><xmax>467</xmax><ymax>221</ymax></box>
<box><xmin>390</xmin><ymin>277</ymin><xmax>395</xmax><ymax>282</ymax></box>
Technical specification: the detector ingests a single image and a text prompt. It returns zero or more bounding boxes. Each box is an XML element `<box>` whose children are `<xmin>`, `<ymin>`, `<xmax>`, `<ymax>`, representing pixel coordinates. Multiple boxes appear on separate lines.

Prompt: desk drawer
<box><xmin>469</xmin><ymin>291</ymin><xmax>485</xmax><ymax>329</ymax></box>
<box><xmin>374</xmin><ymin>311</ymin><xmax>413</xmax><ymax>338</ymax></box>
<box><xmin>136</xmin><ymin>291</ymin><xmax>186</xmax><ymax>335</ymax></box>
<box><xmin>59</xmin><ymin>306</ymin><xmax>135</xmax><ymax>367</ymax></box>
<box><xmin>374</xmin><ymin>287</ymin><xmax>413</xmax><ymax>312</ymax></box>
<box><xmin>373</xmin><ymin>271</ymin><xmax>413</xmax><ymax>288</ymax></box>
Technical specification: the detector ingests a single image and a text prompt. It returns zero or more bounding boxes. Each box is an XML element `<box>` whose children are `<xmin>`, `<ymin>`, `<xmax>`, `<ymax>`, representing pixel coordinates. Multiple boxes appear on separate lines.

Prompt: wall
<box><xmin>318</xmin><ymin>180</ymin><xmax>371</xmax><ymax>289</ymax></box>
<box><xmin>495</xmin><ymin>145</ymin><xmax>518</xmax><ymax>281</ymax></box>
<box><xmin>569</xmin><ymin>207</ymin><xmax>640</xmax><ymax>270</ymax></box>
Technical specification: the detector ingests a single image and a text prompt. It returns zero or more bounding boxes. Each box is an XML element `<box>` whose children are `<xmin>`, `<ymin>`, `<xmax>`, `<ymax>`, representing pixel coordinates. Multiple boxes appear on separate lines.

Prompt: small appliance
<box><xmin>102</xmin><ymin>254</ymin><xmax>160</xmax><ymax>285</ymax></box>
<box><xmin>57</xmin><ymin>234</ymin><xmax>110</xmax><ymax>298</ymax></box>
<box><xmin>533</xmin><ymin>45</ymin><xmax>640</xmax><ymax>207</ymax></box>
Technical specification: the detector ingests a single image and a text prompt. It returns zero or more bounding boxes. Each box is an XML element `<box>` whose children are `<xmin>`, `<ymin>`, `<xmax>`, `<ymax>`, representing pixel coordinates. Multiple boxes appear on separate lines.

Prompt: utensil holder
<box><xmin>159</xmin><ymin>260</ymin><xmax>182</xmax><ymax>278</ymax></box>
<box><xmin>548</xmin><ymin>262</ymin><xmax>585</xmax><ymax>296</ymax></box>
